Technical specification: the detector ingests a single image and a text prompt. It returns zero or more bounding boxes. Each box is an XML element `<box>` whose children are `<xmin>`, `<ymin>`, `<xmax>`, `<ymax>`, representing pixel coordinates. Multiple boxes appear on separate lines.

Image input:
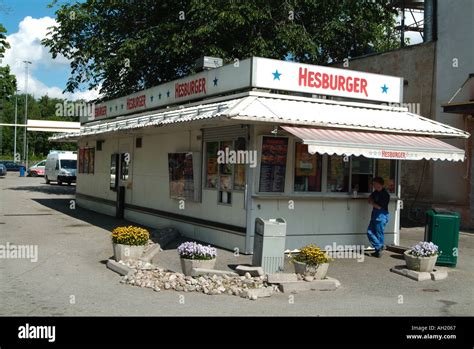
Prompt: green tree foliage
<box><xmin>0</xmin><ymin>23</ymin><xmax>9</xmax><ymax>59</ymax></box>
<box><xmin>1</xmin><ymin>94</ymin><xmax>78</xmax><ymax>161</ymax></box>
<box><xmin>43</xmin><ymin>0</ymin><xmax>400</xmax><ymax>99</ymax></box>
<box><xmin>0</xmin><ymin>23</ymin><xmax>17</xmax><ymax>98</ymax></box>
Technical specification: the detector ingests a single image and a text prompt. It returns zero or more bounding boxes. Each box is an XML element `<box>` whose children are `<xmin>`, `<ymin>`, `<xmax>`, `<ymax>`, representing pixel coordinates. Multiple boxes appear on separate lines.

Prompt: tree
<box><xmin>0</xmin><ymin>23</ymin><xmax>9</xmax><ymax>60</ymax></box>
<box><xmin>43</xmin><ymin>0</ymin><xmax>400</xmax><ymax>99</ymax></box>
<box><xmin>0</xmin><ymin>23</ymin><xmax>16</xmax><ymax>98</ymax></box>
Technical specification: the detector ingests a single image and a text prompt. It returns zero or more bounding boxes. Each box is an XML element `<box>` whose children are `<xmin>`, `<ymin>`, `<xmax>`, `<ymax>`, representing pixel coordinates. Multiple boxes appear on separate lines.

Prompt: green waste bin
<box><xmin>424</xmin><ymin>209</ymin><xmax>460</xmax><ymax>267</ymax></box>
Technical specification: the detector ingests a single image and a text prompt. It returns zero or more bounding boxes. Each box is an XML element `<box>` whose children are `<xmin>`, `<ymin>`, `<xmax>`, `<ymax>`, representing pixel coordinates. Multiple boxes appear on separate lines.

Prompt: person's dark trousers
<box><xmin>367</xmin><ymin>208</ymin><xmax>390</xmax><ymax>252</ymax></box>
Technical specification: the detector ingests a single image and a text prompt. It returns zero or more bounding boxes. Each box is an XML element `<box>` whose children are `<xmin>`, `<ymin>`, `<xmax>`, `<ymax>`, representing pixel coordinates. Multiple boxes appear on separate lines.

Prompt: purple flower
<box><xmin>409</xmin><ymin>241</ymin><xmax>439</xmax><ymax>257</ymax></box>
<box><xmin>178</xmin><ymin>241</ymin><xmax>217</xmax><ymax>260</ymax></box>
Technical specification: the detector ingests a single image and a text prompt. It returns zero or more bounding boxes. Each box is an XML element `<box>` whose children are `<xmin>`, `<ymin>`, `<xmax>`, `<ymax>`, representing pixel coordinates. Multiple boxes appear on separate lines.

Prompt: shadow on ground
<box><xmin>8</xmin><ymin>183</ymin><xmax>76</xmax><ymax>195</ymax></box>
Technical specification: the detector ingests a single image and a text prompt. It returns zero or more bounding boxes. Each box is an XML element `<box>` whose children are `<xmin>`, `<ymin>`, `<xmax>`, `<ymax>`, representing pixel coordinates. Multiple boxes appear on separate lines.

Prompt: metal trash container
<box><xmin>19</xmin><ymin>166</ymin><xmax>25</xmax><ymax>177</ymax></box>
<box><xmin>425</xmin><ymin>208</ymin><xmax>460</xmax><ymax>267</ymax></box>
<box><xmin>252</xmin><ymin>217</ymin><xmax>287</xmax><ymax>273</ymax></box>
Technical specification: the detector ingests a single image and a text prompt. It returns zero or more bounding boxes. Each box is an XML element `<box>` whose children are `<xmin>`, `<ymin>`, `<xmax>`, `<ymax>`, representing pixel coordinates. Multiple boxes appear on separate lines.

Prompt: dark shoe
<box><xmin>372</xmin><ymin>250</ymin><xmax>383</xmax><ymax>258</ymax></box>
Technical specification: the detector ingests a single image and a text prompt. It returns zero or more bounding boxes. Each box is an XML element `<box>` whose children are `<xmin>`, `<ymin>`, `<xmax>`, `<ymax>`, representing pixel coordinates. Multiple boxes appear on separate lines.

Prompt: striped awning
<box><xmin>281</xmin><ymin>126</ymin><xmax>465</xmax><ymax>162</ymax></box>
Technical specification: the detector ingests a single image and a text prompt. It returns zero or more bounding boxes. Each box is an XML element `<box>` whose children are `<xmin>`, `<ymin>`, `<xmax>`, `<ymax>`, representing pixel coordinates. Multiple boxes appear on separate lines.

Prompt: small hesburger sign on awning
<box><xmin>281</xmin><ymin>126</ymin><xmax>466</xmax><ymax>162</ymax></box>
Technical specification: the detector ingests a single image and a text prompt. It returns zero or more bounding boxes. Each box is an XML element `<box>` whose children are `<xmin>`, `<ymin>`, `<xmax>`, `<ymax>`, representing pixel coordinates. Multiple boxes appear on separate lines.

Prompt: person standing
<box><xmin>367</xmin><ymin>177</ymin><xmax>390</xmax><ymax>257</ymax></box>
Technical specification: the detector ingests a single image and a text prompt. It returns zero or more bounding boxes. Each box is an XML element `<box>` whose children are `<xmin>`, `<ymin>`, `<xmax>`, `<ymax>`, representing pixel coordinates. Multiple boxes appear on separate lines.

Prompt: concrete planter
<box><xmin>404</xmin><ymin>250</ymin><xmax>438</xmax><ymax>272</ymax></box>
<box><xmin>113</xmin><ymin>243</ymin><xmax>145</xmax><ymax>262</ymax></box>
<box><xmin>180</xmin><ymin>258</ymin><xmax>216</xmax><ymax>276</ymax></box>
<box><xmin>293</xmin><ymin>261</ymin><xmax>329</xmax><ymax>279</ymax></box>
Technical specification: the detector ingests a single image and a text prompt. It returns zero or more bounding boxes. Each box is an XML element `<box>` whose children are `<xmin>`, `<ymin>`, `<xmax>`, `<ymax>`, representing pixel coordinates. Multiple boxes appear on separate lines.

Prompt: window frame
<box><xmin>292</xmin><ymin>140</ymin><xmax>323</xmax><ymax>193</ymax></box>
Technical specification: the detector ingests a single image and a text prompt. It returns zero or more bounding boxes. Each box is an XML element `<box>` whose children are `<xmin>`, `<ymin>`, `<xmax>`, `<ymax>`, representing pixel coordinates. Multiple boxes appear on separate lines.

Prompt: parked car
<box><xmin>27</xmin><ymin>160</ymin><xmax>46</xmax><ymax>177</ymax></box>
<box><xmin>45</xmin><ymin>151</ymin><xmax>77</xmax><ymax>185</ymax></box>
<box><xmin>0</xmin><ymin>161</ymin><xmax>22</xmax><ymax>171</ymax></box>
<box><xmin>0</xmin><ymin>164</ymin><xmax>6</xmax><ymax>176</ymax></box>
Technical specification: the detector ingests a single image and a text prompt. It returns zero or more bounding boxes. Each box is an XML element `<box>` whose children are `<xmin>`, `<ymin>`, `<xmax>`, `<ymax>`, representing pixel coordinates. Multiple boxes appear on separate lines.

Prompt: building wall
<box><xmin>432</xmin><ymin>0</ymin><xmax>474</xmax><ymax>224</ymax></box>
<box><xmin>76</xmin><ymin>123</ymin><xmax>248</xmax><ymax>251</ymax></box>
<box><xmin>246</xmin><ymin>124</ymin><xmax>400</xmax><ymax>252</ymax></box>
<box><xmin>332</xmin><ymin>42</ymin><xmax>437</xmax><ymax>225</ymax></box>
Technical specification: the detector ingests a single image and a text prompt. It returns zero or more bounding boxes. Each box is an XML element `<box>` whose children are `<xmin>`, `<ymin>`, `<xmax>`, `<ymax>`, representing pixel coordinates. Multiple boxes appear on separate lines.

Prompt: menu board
<box><xmin>168</xmin><ymin>153</ymin><xmax>195</xmax><ymax>199</ymax></box>
<box><xmin>258</xmin><ymin>136</ymin><xmax>288</xmax><ymax>192</ymax></box>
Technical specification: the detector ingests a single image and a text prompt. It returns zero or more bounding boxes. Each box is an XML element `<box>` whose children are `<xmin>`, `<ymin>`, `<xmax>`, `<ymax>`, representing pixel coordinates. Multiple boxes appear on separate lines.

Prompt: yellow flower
<box><xmin>292</xmin><ymin>244</ymin><xmax>331</xmax><ymax>265</ymax></box>
<box><xmin>111</xmin><ymin>225</ymin><xmax>149</xmax><ymax>246</ymax></box>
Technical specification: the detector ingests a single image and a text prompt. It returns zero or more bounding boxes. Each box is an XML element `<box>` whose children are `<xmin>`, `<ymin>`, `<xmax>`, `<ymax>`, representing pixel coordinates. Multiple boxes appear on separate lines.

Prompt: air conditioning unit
<box><xmin>194</xmin><ymin>56</ymin><xmax>223</xmax><ymax>71</ymax></box>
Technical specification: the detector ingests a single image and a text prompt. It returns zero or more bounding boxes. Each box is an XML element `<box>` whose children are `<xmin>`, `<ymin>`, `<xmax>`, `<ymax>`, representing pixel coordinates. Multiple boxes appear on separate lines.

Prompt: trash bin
<box><xmin>424</xmin><ymin>209</ymin><xmax>460</xmax><ymax>267</ymax></box>
<box><xmin>19</xmin><ymin>166</ymin><xmax>25</xmax><ymax>177</ymax></box>
<box><xmin>252</xmin><ymin>217</ymin><xmax>287</xmax><ymax>274</ymax></box>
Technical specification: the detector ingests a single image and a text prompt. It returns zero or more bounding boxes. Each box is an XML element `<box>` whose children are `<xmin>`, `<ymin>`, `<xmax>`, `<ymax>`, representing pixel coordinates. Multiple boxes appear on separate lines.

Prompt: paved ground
<box><xmin>1</xmin><ymin>173</ymin><xmax>473</xmax><ymax>316</ymax></box>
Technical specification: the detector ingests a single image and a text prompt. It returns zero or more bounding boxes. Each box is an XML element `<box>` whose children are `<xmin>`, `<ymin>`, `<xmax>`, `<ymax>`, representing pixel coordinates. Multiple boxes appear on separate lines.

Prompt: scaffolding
<box><xmin>390</xmin><ymin>0</ymin><xmax>435</xmax><ymax>47</ymax></box>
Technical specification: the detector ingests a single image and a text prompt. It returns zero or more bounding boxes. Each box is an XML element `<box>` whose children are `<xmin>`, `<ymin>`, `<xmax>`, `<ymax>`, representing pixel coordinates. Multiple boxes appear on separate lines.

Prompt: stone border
<box><xmin>390</xmin><ymin>265</ymin><xmax>448</xmax><ymax>281</ymax></box>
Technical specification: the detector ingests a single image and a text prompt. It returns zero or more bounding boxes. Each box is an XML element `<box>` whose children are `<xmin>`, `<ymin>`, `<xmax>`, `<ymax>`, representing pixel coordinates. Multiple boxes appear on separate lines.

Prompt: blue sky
<box><xmin>0</xmin><ymin>0</ymin><xmax>97</xmax><ymax>100</ymax></box>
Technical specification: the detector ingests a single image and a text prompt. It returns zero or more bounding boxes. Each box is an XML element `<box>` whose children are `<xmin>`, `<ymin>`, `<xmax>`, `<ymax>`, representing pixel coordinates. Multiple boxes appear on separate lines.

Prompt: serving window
<box><xmin>293</xmin><ymin>142</ymin><xmax>322</xmax><ymax>192</ymax></box>
<box><xmin>349</xmin><ymin>157</ymin><xmax>397</xmax><ymax>194</ymax></box>
<box><xmin>327</xmin><ymin>155</ymin><xmax>350</xmax><ymax>192</ymax></box>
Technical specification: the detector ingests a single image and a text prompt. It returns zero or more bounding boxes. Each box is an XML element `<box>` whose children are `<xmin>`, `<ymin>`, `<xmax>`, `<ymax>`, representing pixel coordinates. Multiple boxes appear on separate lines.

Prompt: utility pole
<box><xmin>23</xmin><ymin>61</ymin><xmax>31</xmax><ymax>167</ymax></box>
<box><xmin>14</xmin><ymin>89</ymin><xmax>19</xmax><ymax>162</ymax></box>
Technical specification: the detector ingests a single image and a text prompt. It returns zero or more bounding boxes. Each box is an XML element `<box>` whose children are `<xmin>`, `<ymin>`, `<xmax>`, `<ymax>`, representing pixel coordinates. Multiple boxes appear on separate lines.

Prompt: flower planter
<box><xmin>180</xmin><ymin>258</ymin><xmax>216</xmax><ymax>276</ymax></box>
<box><xmin>293</xmin><ymin>261</ymin><xmax>329</xmax><ymax>279</ymax></box>
<box><xmin>113</xmin><ymin>243</ymin><xmax>145</xmax><ymax>262</ymax></box>
<box><xmin>404</xmin><ymin>250</ymin><xmax>438</xmax><ymax>272</ymax></box>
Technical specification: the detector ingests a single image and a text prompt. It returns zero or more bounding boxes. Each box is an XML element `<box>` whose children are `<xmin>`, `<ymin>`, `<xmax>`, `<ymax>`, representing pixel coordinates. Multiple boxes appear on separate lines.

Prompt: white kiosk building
<box><xmin>52</xmin><ymin>57</ymin><xmax>469</xmax><ymax>253</ymax></box>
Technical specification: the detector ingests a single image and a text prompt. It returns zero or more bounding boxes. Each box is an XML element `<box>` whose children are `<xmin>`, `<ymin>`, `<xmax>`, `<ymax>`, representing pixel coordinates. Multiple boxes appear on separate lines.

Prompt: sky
<box><xmin>0</xmin><ymin>0</ymin><xmax>424</xmax><ymax>102</ymax></box>
<box><xmin>0</xmin><ymin>0</ymin><xmax>99</xmax><ymax>100</ymax></box>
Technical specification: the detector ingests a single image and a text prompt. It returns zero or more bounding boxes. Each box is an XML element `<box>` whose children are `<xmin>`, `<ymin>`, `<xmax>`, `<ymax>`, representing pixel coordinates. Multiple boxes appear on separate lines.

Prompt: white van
<box><xmin>45</xmin><ymin>151</ymin><xmax>77</xmax><ymax>185</ymax></box>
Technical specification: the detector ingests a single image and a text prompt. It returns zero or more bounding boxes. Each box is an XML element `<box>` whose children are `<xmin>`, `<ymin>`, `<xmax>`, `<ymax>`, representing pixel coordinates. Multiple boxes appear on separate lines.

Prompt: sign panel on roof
<box><xmin>87</xmin><ymin>56</ymin><xmax>403</xmax><ymax>123</ymax></box>
<box><xmin>252</xmin><ymin>57</ymin><xmax>403</xmax><ymax>104</ymax></box>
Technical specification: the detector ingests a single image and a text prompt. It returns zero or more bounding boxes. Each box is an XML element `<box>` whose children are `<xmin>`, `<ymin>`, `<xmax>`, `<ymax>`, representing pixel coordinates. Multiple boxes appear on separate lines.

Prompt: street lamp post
<box><xmin>23</xmin><ymin>61</ymin><xmax>31</xmax><ymax>168</ymax></box>
<box><xmin>14</xmin><ymin>89</ymin><xmax>19</xmax><ymax>162</ymax></box>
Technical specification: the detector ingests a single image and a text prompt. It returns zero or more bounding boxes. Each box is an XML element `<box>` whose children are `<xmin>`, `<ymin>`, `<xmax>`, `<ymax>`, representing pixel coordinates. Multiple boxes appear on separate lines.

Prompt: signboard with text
<box><xmin>87</xmin><ymin>57</ymin><xmax>403</xmax><ymax>123</ymax></box>
<box><xmin>252</xmin><ymin>57</ymin><xmax>403</xmax><ymax>104</ymax></box>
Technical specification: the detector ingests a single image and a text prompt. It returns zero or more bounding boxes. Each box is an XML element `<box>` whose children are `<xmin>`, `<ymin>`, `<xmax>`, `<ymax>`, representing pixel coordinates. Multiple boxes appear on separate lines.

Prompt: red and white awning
<box><xmin>281</xmin><ymin>126</ymin><xmax>465</xmax><ymax>162</ymax></box>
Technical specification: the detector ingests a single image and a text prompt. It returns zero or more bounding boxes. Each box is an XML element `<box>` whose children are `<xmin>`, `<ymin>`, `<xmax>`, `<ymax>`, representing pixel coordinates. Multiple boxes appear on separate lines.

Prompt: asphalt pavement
<box><xmin>1</xmin><ymin>173</ymin><xmax>473</xmax><ymax>316</ymax></box>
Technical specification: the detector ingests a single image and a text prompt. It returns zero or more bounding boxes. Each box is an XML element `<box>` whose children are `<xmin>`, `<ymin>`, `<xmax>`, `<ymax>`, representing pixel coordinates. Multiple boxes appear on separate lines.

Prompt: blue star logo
<box><xmin>213</xmin><ymin>77</ymin><xmax>218</xmax><ymax>86</ymax></box>
<box><xmin>272</xmin><ymin>69</ymin><xmax>282</xmax><ymax>80</ymax></box>
<box><xmin>166</xmin><ymin>90</ymin><xmax>170</xmax><ymax>98</ymax></box>
<box><xmin>381</xmin><ymin>84</ymin><xmax>389</xmax><ymax>93</ymax></box>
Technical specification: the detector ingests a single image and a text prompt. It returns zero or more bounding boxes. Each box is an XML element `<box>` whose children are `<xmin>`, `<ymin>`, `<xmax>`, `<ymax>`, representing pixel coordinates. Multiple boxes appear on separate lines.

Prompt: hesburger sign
<box><xmin>252</xmin><ymin>57</ymin><xmax>403</xmax><ymax>103</ymax></box>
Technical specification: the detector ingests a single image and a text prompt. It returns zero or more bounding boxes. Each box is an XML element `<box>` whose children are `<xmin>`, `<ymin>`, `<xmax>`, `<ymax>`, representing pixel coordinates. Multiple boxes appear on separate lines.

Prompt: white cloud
<box><xmin>2</xmin><ymin>16</ymin><xmax>100</xmax><ymax>101</ymax></box>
